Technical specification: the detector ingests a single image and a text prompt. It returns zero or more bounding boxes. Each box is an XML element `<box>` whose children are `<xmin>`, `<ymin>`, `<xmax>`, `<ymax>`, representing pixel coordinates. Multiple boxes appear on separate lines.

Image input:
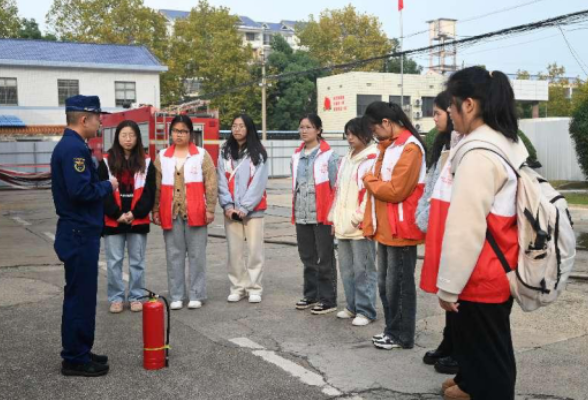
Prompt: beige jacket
<box><xmin>329</xmin><ymin>144</ymin><xmax>378</xmax><ymax>240</ymax></box>
<box><xmin>437</xmin><ymin>124</ymin><xmax>528</xmax><ymax>303</ymax></box>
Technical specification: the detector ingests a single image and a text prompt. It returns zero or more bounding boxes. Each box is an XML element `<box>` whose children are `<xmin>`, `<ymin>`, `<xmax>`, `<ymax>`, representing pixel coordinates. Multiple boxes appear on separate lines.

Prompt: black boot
<box><xmin>90</xmin><ymin>353</ymin><xmax>108</xmax><ymax>365</ymax></box>
<box><xmin>434</xmin><ymin>355</ymin><xmax>459</xmax><ymax>375</ymax></box>
<box><xmin>61</xmin><ymin>360</ymin><xmax>109</xmax><ymax>377</ymax></box>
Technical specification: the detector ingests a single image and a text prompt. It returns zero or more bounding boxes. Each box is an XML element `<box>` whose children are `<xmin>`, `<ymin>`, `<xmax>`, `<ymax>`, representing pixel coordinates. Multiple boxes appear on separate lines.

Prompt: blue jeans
<box><xmin>338</xmin><ymin>239</ymin><xmax>377</xmax><ymax>320</ymax></box>
<box><xmin>104</xmin><ymin>233</ymin><xmax>148</xmax><ymax>303</ymax></box>
<box><xmin>377</xmin><ymin>244</ymin><xmax>417</xmax><ymax>348</ymax></box>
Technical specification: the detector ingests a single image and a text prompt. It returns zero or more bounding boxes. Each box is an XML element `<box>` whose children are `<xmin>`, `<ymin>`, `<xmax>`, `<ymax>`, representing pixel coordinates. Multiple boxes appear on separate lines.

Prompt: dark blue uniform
<box><xmin>51</xmin><ymin>128</ymin><xmax>112</xmax><ymax>364</ymax></box>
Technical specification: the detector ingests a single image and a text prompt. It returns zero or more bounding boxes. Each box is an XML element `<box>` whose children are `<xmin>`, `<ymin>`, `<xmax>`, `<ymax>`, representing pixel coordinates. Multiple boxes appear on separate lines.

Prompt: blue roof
<box><xmin>262</xmin><ymin>23</ymin><xmax>287</xmax><ymax>33</ymax></box>
<box><xmin>0</xmin><ymin>39</ymin><xmax>168</xmax><ymax>72</ymax></box>
<box><xmin>159</xmin><ymin>9</ymin><xmax>190</xmax><ymax>20</ymax></box>
<box><xmin>0</xmin><ymin>115</ymin><xmax>25</xmax><ymax>127</ymax></box>
<box><xmin>238</xmin><ymin>16</ymin><xmax>262</xmax><ymax>28</ymax></box>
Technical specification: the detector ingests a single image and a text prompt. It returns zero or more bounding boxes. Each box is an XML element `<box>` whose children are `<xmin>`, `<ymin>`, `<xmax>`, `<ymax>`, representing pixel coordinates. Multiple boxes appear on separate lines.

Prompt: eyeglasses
<box><xmin>119</xmin><ymin>133</ymin><xmax>137</xmax><ymax>139</ymax></box>
<box><xmin>172</xmin><ymin>128</ymin><xmax>190</xmax><ymax>136</ymax></box>
<box><xmin>231</xmin><ymin>124</ymin><xmax>246</xmax><ymax>130</ymax></box>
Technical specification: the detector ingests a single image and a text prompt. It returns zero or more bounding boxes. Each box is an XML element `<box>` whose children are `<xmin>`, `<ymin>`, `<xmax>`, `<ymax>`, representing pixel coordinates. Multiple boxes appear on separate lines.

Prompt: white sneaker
<box><xmin>352</xmin><ymin>314</ymin><xmax>371</xmax><ymax>326</ymax></box>
<box><xmin>336</xmin><ymin>309</ymin><xmax>355</xmax><ymax>319</ymax></box>
<box><xmin>170</xmin><ymin>301</ymin><xmax>183</xmax><ymax>310</ymax></box>
<box><xmin>188</xmin><ymin>300</ymin><xmax>202</xmax><ymax>309</ymax></box>
<box><xmin>227</xmin><ymin>293</ymin><xmax>245</xmax><ymax>302</ymax></box>
<box><xmin>248</xmin><ymin>294</ymin><xmax>262</xmax><ymax>303</ymax></box>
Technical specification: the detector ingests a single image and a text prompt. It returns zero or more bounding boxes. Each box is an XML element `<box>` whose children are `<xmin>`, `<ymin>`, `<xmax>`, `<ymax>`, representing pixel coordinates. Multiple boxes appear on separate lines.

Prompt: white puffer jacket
<box><xmin>329</xmin><ymin>144</ymin><xmax>378</xmax><ymax>240</ymax></box>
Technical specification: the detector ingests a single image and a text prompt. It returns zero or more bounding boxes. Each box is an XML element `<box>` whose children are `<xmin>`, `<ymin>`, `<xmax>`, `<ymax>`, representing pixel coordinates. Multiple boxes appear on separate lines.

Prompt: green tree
<box><xmin>297</xmin><ymin>5</ymin><xmax>393</xmax><ymax>72</ymax></box>
<box><xmin>0</xmin><ymin>0</ymin><xmax>20</xmax><ymax>38</ymax></box>
<box><xmin>18</xmin><ymin>18</ymin><xmax>57</xmax><ymax>40</ymax></box>
<box><xmin>265</xmin><ymin>35</ymin><xmax>323</xmax><ymax>130</ymax></box>
<box><xmin>570</xmin><ymin>97</ymin><xmax>588</xmax><ymax>178</ymax></box>
<box><xmin>385</xmin><ymin>55</ymin><xmax>422</xmax><ymax>75</ymax></box>
<box><xmin>168</xmin><ymin>0</ymin><xmax>257</xmax><ymax>127</ymax></box>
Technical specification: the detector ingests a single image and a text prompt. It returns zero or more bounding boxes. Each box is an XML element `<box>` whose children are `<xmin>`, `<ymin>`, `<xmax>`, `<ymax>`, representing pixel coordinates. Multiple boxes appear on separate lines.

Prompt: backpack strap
<box><xmin>486</xmin><ymin>230</ymin><xmax>512</xmax><ymax>273</ymax></box>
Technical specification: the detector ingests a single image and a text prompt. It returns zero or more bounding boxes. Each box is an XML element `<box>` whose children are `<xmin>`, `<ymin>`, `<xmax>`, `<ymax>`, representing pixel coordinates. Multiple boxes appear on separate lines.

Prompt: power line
<box><xmin>193</xmin><ymin>9</ymin><xmax>588</xmax><ymax>101</ymax></box>
<box><xmin>557</xmin><ymin>25</ymin><xmax>588</xmax><ymax>76</ymax></box>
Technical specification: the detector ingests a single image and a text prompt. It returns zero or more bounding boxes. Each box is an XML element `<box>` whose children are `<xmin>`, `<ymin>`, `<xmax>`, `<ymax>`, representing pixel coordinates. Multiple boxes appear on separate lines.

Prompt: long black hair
<box><xmin>299</xmin><ymin>113</ymin><xmax>324</xmax><ymax>139</ymax></box>
<box><xmin>344</xmin><ymin>117</ymin><xmax>373</xmax><ymax>145</ymax></box>
<box><xmin>428</xmin><ymin>91</ymin><xmax>454</xmax><ymax>170</ymax></box>
<box><xmin>107</xmin><ymin>120</ymin><xmax>146</xmax><ymax>175</ymax></box>
<box><xmin>222</xmin><ymin>114</ymin><xmax>267</xmax><ymax>166</ymax></box>
<box><xmin>362</xmin><ymin>101</ymin><xmax>425</xmax><ymax>148</ymax></box>
<box><xmin>446</xmin><ymin>66</ymin><xmax>518</xmax><ymax>142</ymax></box>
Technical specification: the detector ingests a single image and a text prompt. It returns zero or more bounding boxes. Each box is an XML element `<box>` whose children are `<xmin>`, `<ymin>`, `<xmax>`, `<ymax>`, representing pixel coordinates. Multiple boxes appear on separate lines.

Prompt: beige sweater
<box><xmin>437</xmin><ymin>124</ymin><xmax>528</xmax><ymax>303</ymax></box>
<box><xmin>329</xmin><ymin>144</ymin><xmax>378</xmax><ymax>240</ymax></box>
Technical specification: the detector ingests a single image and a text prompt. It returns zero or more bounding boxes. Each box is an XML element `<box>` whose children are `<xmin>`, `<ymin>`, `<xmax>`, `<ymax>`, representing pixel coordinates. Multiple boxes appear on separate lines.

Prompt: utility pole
<box><xmin>399</xmin><ymin>3</ymin><xmax>404</xmax><ymax>109</ymax></box>
<box><xmin>261</xmin><ymin>30</ymin><xmax>268</xmax><ymax>141</ymax></box>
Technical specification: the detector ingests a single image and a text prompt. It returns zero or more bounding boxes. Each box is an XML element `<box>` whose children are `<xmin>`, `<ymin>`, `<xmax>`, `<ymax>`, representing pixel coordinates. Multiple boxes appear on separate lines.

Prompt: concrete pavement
<box><xmin>0</xmin><ymin>179</ymin><xmax>587</xmax><ymax>400</ymax></box>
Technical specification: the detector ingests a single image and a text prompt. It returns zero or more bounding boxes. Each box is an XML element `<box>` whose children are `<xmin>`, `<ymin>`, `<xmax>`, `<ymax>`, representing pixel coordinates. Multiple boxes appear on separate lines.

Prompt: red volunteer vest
<box><xmin>421</xmin><ymin>151</ymin><xmax>519</xmax><ymax>303</ymax></box>
<box><xmin>224</xmin><ymin>156</ymin><xmax>267</xmax><ymax>212</ymax></box>
<box><xmin>158</xmin><ymin>143</ymin><xmax>207</xmax><ymax>230</ymax></box>
<box><xmin>371</xmin><ymin>131</ymin><xmax>426</xmax><ymax>241</ymax></box>
<box><xmin>103</xmin><ymin>154</ymin><xmax>151</xmax><ymax>228</ymax></box>
<box><xmin>291</xmin><ymin>140</ymin><xmax>335</xmax><ymax>225</ymax></box>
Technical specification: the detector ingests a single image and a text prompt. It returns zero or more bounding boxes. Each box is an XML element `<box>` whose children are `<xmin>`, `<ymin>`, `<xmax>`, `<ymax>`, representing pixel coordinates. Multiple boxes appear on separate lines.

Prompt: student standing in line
<box><xmin>292</xmin><ymin>114</ymin><xmax>339</xmax><ymax>315</ymax></box>
<box><xmin>435</xmin><ymin>67</ymin><xmax>527</xmax><ymax>400</ymax></box>
<box><xmin>329</xmin><ymin>117</ymin><xmax>378</xmax><ymax>326</ymax></box>
<box><xmin>98</xmin><ymin>120</ymin><xmax>155</xmax><ymax>314</ymax></box>
<box><xmin>152</xmin><ymin>115</ymin><xmax>218</xmax><ymax>310</ymax></box>
<box><xmin>218</xmin><ymin>114</ymin><xmax>269</xmax><ymax>304</ymax></box>
<box><xmin>416</xmin><ymin>91</ymin><xmax>460</xmax><ymax>375</ymax></box>
<box><xmin>362</xmin><ymin>101</ymin><xmax>426</xmax><ymax>350</ymax></box>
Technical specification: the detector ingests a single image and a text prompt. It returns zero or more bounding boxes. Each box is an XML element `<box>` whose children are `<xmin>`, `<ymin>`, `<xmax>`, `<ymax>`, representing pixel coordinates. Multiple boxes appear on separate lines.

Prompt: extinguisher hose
<box><xmin>140</xmin><ymin>288</ymin><xmax>171</xmax><ymax>368</ymax></box>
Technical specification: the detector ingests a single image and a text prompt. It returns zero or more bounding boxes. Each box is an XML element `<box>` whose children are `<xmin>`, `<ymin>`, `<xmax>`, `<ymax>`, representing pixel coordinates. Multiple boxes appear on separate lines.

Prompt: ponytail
<box><xmin>484</xmin><ymin>71</ymin><xmax>518</xmax><ymax>141</ymax></box>
<box><xmin>363</xmin><ymin>101</ymin><xmax>425</xmax><ymax>148</ymax></box>
<box><xmin>447</xmin><ymin>66</ymin><xmax>518</xmax><ymax>142</ymax></box>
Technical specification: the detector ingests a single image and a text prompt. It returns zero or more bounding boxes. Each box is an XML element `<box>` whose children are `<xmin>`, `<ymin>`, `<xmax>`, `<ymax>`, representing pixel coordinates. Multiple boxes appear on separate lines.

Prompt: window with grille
<box><xmin>115</xmin><ymin>81</ymin><xmax>136</xmax><ymax>108</ymax></box>
<box><xmin>58</xmin><ymin>80</ymin><xmax>79</xmax><ymax>105</ymax></box>
<box><xmin>422</xmin><ymin>97</ymin><xmax>435</xmax><ymax>117</ymax></box>
<box><xmin>389</xmin><ymin>95</ymin><xmax>411</xmax><ymax>107</ymax></box>
<box><xmin>356</xmin><ymin>95</ymin><xmax>382</xmax><ymax>116</ymax></box>
<box><xmin>0</xmin><ymin>78</ymin><xmax>18</xmax><ymax>106</ymax></box>
<box><xmin>245</xmin><ymin>32</ymin><xmax>256</xmax><ymax>42</ymax></box>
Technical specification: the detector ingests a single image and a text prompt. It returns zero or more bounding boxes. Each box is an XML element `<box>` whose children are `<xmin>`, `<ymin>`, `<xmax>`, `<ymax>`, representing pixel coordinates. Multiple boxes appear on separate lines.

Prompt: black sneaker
<box><xmin>310</xmin><ymin>303</ymin><xmax>337</xmax><ymax>315</ymax></box>
<box><xmin>373</xmin><ymin>335</ymin><xmax>404</xmax><ymax>350</ymax></box>
<box><xmin>90</xmin><ymin>353</ymin><xmax>108</xmax><ymax>365</ymax></box>
<box><xmin>423</xmin><ymin>348</ymin><xmax>448</xmax><ymax>365</ymax></box>
<box><xmin>434</xmin><ymin>356</ymin><xmax>459</xmax><ymax>375</ymax></box>
<box><xmin>62</xmin><ymin>360</ymin><xmax>109</xmax><ymax>377</ymax></box>
<box><xmin>295</xmin><ymin>298</ymin><xmax>318</xmax><ymax>310</ymax></box>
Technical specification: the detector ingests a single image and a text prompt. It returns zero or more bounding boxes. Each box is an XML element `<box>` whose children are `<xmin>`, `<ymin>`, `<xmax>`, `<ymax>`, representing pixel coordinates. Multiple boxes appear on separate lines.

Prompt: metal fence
<box><xmin>519</xmin><ymin>118</ymin><xmax>585</xmax><ymax>181</ymax></box>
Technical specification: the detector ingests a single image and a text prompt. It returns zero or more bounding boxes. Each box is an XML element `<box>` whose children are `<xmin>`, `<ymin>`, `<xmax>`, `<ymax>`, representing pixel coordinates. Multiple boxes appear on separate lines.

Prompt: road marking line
<box><xmin>229</xmin><ymin>337</ymin><xmax>342</xmax><ymax>396</ymax></box>
<box><xmin>99</xmin><ymin>261</ymin><xmax>129</xmax><ymax>282</ymax></box>
<box><xmin>11</xmin><ymin>216</ymin><xmax>31</xmax><ymax>226</ymax></box>
<box><xmin>44</xmin><ymin>232</ymin><xmax>55</xmax><ymax>241</ymax></box>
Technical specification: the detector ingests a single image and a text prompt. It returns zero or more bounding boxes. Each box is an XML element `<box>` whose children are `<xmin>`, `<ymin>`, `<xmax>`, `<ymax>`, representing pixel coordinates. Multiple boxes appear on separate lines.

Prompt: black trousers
<box><xmin>452</xmin><ymin>298</ymin><xmax>516</xmax><ymax>400</ymax></box>
<box><xmin>437</xmin><ymin>311</ymin><xmax>455</xmax><ymax>356</ymax></box>
<box><xmin>295</xmin><ymin>224</ymin><xmax>337</xmax><ymax>307</ymax></box>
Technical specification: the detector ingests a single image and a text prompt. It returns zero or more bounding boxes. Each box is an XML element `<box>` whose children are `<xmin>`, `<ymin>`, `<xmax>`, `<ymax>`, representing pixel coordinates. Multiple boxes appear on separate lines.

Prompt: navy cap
<box><xmin>65</xmin><ymin>95</ymin><xmax>109</xmax><ymax>114</ymax></box>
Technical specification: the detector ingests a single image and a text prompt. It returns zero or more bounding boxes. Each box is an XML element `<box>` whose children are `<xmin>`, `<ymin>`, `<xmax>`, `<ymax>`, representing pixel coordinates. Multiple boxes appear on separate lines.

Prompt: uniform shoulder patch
<box><xmin>74</xmin><ymin>157</ymin><xmax>86</xmax><ymax>173</ymax></box>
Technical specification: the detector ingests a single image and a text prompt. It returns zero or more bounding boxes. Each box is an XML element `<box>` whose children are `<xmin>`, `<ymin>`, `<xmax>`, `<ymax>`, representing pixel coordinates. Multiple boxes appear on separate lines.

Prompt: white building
<box><xmin>0</xmin><ymin>39</ymin><xmax>167</xmax><ymax>127</ymax></box>
<box><xmin>318</xmin><ymin>71</ymin><xmax>549</xmax><ymax>133</ymax></box>
<box><xmin>159</xmin><ymin>10</ymin><xmax>301</xmax><ymax>57</ymax></box>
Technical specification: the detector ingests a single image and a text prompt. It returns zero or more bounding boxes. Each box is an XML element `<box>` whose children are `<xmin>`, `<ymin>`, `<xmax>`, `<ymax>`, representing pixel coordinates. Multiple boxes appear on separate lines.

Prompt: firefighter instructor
<box><xmin>51</xmin><ymin>95</ymin><xmax>118</xmax><ymax>377</ymax></box>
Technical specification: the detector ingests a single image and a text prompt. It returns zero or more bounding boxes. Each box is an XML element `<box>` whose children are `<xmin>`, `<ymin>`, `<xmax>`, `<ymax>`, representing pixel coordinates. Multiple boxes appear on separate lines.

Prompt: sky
<box><xmin>13</xmin><ymin>0</ymin><xmax>588</xmax><ymax>78</ymax></box>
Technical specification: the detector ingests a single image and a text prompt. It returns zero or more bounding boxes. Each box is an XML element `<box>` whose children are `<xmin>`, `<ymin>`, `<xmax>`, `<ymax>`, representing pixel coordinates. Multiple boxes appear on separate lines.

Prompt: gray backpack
<box><xmin>458</xmin><ymin>145</ymin><xmax>576</xmax><ymax>312</ymax></box>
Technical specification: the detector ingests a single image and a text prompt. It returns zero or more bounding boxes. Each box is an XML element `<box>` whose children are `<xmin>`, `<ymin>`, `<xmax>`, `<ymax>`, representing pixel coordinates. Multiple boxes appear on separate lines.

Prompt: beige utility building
<box><xmin>317</xmin><ymin>71</ymin><xmax>548</xmax><ymax>133</ymax></box>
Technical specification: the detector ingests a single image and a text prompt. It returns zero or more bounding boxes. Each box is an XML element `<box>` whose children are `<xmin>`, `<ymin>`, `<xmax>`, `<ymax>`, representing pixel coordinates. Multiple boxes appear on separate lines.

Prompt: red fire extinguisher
<box><xmin>142</xmin><ymin>289</ymin><xmax>170</xmax><ymax>370</ymax></box>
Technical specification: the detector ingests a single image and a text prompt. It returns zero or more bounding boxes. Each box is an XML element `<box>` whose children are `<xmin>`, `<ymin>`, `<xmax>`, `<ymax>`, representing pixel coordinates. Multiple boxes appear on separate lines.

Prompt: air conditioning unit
<box><xmin>414</xmin><ymin>99</ymin><xmax>421</xmax><ymax>107</ymax></box>
<box><xmin>414</xmin><ymin>112</ymin><xmax>422</xmax><ymax>120</ymax></box>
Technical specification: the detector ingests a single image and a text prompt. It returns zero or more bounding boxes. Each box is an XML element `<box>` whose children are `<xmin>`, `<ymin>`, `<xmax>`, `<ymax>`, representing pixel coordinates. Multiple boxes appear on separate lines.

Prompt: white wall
<box><xmin>520</xmin><ymin>118</ymin><xmax>585</xmax><ymax>181</ymax></box>
<box><xmin>0</xmin><ymin>66</ymin><xmax>162</xmax><ymax>125</ymax></box>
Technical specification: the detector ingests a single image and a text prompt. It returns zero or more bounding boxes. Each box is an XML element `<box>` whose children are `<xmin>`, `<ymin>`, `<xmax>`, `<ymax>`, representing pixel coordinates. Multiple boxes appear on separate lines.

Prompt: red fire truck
<box><xmin>89</xmin><ymin>103</ymin><xmax>221</xmax><ymax>164</ymax></box>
